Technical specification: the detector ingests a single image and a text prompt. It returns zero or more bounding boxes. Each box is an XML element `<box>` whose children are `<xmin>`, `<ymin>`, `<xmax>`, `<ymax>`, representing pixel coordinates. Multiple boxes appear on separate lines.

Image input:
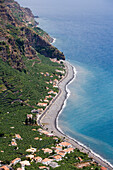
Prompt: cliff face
<box><xmin>24</xmin><ymin>27</ymin><xmax>64</xmax><ymax>59</ymax></box>
<box><xmin>4</xmin><ymin>0</ymin><xmax>38</xmax><ymax>25</ymax></box>
<box><xmin>0</xmin><ymin>0</ymin><xmax>65</xmax><ymax>71</ymax></box>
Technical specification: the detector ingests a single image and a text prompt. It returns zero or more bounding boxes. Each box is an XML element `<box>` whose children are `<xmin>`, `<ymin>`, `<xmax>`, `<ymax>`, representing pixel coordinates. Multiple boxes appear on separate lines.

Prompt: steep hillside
<box><xmin>0</xmin><ymin>0</ymin><xmax>65</xmax><ymax>71</ymax></box>
<box><xmin>0</xmin><ymin>0</ymin><xmax>65</xmax><ymax>112</ymax></box>
<box><xmin>0</xmin><ymin>0</ymin><xmax>66</xmax><ymax>166</ymax></box>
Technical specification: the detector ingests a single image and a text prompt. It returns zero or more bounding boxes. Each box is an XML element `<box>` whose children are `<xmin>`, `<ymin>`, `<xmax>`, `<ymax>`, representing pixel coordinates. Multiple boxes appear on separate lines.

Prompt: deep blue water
<box><xmin>17</xmin><ymin>0</ymin><xmax>113</xmax><ymax>165</ymax></box>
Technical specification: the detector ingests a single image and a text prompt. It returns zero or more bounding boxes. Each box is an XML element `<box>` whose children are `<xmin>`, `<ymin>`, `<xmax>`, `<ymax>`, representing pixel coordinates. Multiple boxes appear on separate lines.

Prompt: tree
<box><xmin>25</xmin><ymin>118</ymin><xmax>28</xmax><ymax>125</ymax></box>
<box><xmin>29</xmin><ymin>117</ymin><xmax>32</xmax><ymax>124</ymax></box>
<box><xmin>31</xmin><ymin>118</ymin><xmax>35</xmax><ymax>125</ymax></box>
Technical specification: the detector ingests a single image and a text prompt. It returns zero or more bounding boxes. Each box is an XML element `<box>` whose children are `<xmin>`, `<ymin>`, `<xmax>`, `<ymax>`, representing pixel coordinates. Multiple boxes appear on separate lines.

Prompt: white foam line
<box><xmin>56</xmin><ymin>62</ymin><xmax>113</xmax><ymax>169</ymax></box>
<box><xmin>51</xmin><ymin>37</ymin><xmax>56</xmax><ymax>44</ymax></box>
<box><xmin>56</xmin><ymin>62</ymin><xmax>77</xmax><ymax>133</ymax></box>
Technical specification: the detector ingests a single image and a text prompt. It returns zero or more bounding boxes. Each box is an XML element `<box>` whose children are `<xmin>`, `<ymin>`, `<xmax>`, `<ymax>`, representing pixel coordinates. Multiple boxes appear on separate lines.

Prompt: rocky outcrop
<box><xmin>0</xmin><ymin>0</ymin><xmax>65</xmax><ymax>71</ymax></box>
<box><xmin>5</xmin><ymin>0</ymin><xmax>38</xmax><ymax>25</ymax></box>
<box><xmin>24</xmin><ymin>27</ymin><xmax>65</xmax><ymax>60</ymax></box>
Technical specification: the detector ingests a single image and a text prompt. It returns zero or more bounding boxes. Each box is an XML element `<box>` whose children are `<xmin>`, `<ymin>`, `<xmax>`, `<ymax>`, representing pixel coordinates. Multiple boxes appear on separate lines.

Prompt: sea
<box><xmin>17</xmin><ymin>0</ymin><xmax>113</xmax><ymax>166</ymax></box>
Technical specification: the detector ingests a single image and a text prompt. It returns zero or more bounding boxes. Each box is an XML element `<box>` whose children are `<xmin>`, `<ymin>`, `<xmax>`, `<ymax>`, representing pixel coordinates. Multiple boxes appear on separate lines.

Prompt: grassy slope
<box><xmin>0</xmin><ymin>54</ymin><xmax>64</xmax><ymax>162</ymax></box>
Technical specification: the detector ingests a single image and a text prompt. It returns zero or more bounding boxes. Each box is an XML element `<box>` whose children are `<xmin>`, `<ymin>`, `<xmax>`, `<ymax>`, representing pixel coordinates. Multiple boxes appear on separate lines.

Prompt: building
<box><xmin>55</xmin><ymin>69</ymin><xmax>65</xmax><ymax>74</ymax></box>
<box><xmin>53</xmin><ymin>155</ymin><xmax>62</xmax><ymax>161</ymax></box>
<box><xmin>55</xmin><ymin>149</ymin><xmax>60</xmax><ymax>154</ymax></box>
<box><xmin>11</xmin><ymin>141</ymin><xmax>17</xmax><ymax>146</ymax></box>
<box><xmin>15</xmin><ymin>134</ymin><xmax>22</xmax><ymax>140</ymax></box>
<box><xmin>41</xmin><ymin>130</ymin><xmax>49</xmax><ymax>135</ymax></box>
<box><xmin>49</xmin><ymin>162</ymin><xmax>60</xmax><ymax>168</ymax></box>
<box><xmin>46</xmin><ymin>95</ymin><xmax>53</xmax><ymax>99</ymax></box>
<box><xmin>34</xmin><ymin>137</ymin><xmax>39</xmax><ymax>140</ymax></box>
<box><xmin>53</xmin><ymin>85</ymin><xmax>58</xmax><ymax>88</ymax></box>
<box><xmin>100</xmin><ymin>167</ymin><xmax>107</xmax><ymax>170</ymax></box>
<box><xmin>34</xmin><ymin>156</ymin><xmax>42</xmax><ymax>163</ymax></box>
<box><xmin>64</xmin><ymin>147</ymin><xmax>74</xmax><ymax>154</ymax></box>
<box><xmin>39</xmin><ymin>166</ymin><xmax>49</xmax><ymax>170</ymax></box>
<box><xmin>49</xmin><ymin>80</ymin><xmax>53</xmax><ymax>84</ymax></box>
<box><xmin>53</xmin><ymin>137</ymin><xmax>58</xmax><ymax>142</ymax></box>
<box><xmin>46</xmin><ymin>133</ymin><xmax>54</xmax><ymax>137</ymax></box>
<box><xmin>38</xmin><ymin>128</ymin><xmax>42</xmax><ymax>132</ymax></box>
<box><xmin>55</xmin><ymin>146</ymin><xmax>62</xmax><ymax>151</ymax></box>
<box><xmin>20</xmin><ymin>160</ymin><xmax>30</xmax><ymax>166</ymax></box>
<box><xmin>58</xmin><ymin>151</ymin><xmax>66</xmax><ymax>157</ymax></box>
<box><xmin>48</xmin><ymin>90</ymin><xmax>54</xmax><ymax>94</ymax></box>
<box><xmin>37</xmin><ymin>103</ymin><xmax>48</xmax><ymax>107</ymax></box>
<box><xmin>44</xmin><ymin>99</ymin><xmax>49</xmax><ymax>103</ymax></box>
<box><xmin>27</xmin><ymin>114</ymin><xmax>33</xmax><ymax>119</ymax></box>
<box><xmin>42</xmin><ymin>148</ymin><xmax>53</xmax><ymax>154</ymax></box>
<box><xmin>59</xmin><ymin>142</ymin><xmax>72</xmax><ymax>148</ymax></box>
<box><xmin>26</xmin><ymin>155</ymin><xmax>34</xmax><ymax>160</ymax></box>
<box><xmin>11</xmin><ymin>158</ymin><xmax>21</xmax><ymax>165</ymax></box>
<box><xmin>53</xmin><ymin>79</ymin><xmax>59</xmax><ymax>85</ymax></box>
<box><xmin>40</xmin><ymin>72</ymin><xmax>44</xmax><ymax>75</ymax></box>
<box><xmin>42</xmin><ymin>158</ymin><xmax>53</xmax><ymax>165</ymax></box>
<box><xmin>51</xmin><ymin>92</ymin><xmax>57</xmax><ymax>95</ymax></box>
<box><xmin>78</xmin><ymin>157</ymin><xmax>83</xmax><ymax>162</ymax></box>
<box><xmin>0</xmin><ymin>165</ymin><xmax>10</xmax><ymax>170</ymax></box>
<box><xmin>31</xmin><ymin>109</ymin><xmax>39</xmax><ymax>113</ymax></box>
<box><xmin>46</xmin><ymin>72</ymin><xmax>49</xmax><ymax>76</ymax></box>
<box><xmin>26</xmin><ymin>147</ymin><xmax>36</xmax><ymax>153</ymax></box>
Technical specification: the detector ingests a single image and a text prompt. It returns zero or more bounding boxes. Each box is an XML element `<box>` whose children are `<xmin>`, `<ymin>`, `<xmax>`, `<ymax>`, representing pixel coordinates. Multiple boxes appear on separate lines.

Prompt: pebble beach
<box><xmin>39</xmin><ymin>61</ymin><xmax>113</xmax><ymax>170</ymax></box>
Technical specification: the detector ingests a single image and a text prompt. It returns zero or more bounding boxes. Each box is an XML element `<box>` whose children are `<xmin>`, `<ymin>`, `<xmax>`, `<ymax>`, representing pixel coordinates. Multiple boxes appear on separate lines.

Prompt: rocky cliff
<box><xmin>0</xmin><ymin>0</ymin><xmax>65</xmax><ymax>71</ymax></box>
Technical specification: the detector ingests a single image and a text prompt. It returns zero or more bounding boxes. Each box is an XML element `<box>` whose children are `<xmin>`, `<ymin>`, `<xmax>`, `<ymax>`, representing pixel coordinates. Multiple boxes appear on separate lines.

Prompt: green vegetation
<box><xmin>0</xmin><ymin>1</ymin><xmax>101</xmax><ymax>169</ymax></box>
<box><xmin>0</xmin><ymin>54</ymin><xmax>64</xmax><ymax>161</ymax></box>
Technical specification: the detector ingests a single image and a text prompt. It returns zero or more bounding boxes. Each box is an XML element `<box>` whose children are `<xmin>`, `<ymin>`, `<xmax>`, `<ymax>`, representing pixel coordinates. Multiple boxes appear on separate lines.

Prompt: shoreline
<box><xmin>39</xmin><ymin>61</ymin><xmax>113</xmax><ymax>170</ymax></box>
<box><xmin>50</xmin><ymin>37</ymin><xmax>56</xmax><ymax>44</ymax></box>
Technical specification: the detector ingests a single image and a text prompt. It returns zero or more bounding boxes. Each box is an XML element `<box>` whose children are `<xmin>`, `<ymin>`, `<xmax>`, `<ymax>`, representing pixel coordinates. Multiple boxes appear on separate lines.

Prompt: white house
<box><xmin>11</xmin><ymin>158</ymin><xmax>21</xmax><ymax>165</ymax></box>
<box><xmin>42</xmin><ymin>158</ymin><xmax>53</xmax><ymax>165</ymax></box>
<box><xmin>34</xmin><ymin>156</ymin><xmax>42</xmax><ymax>163</ymax></box>
<box><xmin>53</xmin><ymin>155</ymin><xmax>62</xmax><ymax>161</ymax></box>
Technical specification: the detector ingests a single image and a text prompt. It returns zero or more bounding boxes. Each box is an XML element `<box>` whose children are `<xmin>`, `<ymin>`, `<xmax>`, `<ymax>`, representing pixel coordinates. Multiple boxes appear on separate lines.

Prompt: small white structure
<box><xmin>64</xmin><ymin>147</ymin><xmax>74</xmax><ymax>154</ymax></box>
<box><xmin>15</xmin><ymin>134</ymin><xmax>22</xmax><ymax>140</ymax></box>
<box><xmin>59</xmin><ymin>142</ymin><xmax>72</xmax><ymax>148</ymax></box>
<box><xmin>34</xmin><ymin>156</ymin><xmax>42</xmax><ymax>163</ymax></box>
<box><xmin>42</xmin><ymin>148</ymin><xmax>53</xmax><ymax>154</ymax></box>
<box><xmin>49</xmin><ymin>162</ymin><xmax>60</xmax><ymax>168</ymax></box>
<box><xmin>11</xmin><ymin>158</ymin><xmax>21</xmax><ymax>165</ymax></box>
<box><xmin>37</xmin><ymin>103</ymin><xmax>48</xmax><ymax>107</ymax></box>
<box><xmin>26</xmin><ymin>147</ymin><xmax>36</xmax><ymax>153</ymax></box>
<box><xmin>53</xmin><ymin>155</ymin><xmax>62</xmax><ymax>161</ymax></box>
<box><xmin>27</xmin><ymin>114</ymin><xmax>33</xmax><ymax>119</ymax></box>
<box><xmin>11</xmin><ymin>141</ymin><xmax>17</xmax><ymax>146</ymax></box>
<box><xmin>20</xmin><ymin>160</ymin><xmax>30</xmax><ymax>166</ymax></box>
<box><xmin>26</xmin><ymin>155</ymin><xmax>34</xmax><ymax>160</ymax></box>
<box><xmin>31</xmin><ymin>109</ymin><xmax>39</xmax><ymax>113</ymax></box>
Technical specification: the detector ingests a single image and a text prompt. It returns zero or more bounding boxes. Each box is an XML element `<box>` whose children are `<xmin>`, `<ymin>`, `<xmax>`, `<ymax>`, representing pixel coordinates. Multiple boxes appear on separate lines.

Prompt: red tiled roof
<box><xmin>42</xmin><ymin>158</ymin><xmax>51</xmax><ymax>162</ymax></box>
<box><xmin>11</xmin><ymin>158</ymin><xmax>21</xmax><ymax>164</ymax></box>
<box><xmin>59</xmin><ymin>142</ymin><xmax>71</xmax><ymax>146</ymax></box>
<box><xmin>39</xmin><ymin>166</ymin><xmax>47</xmax><ymax>169</ymax></box>
<box><xmin>53</xmin><ymin>155</ymin><xmax>62</xmax><ymax>160</ymax></box>
<box><xmin>0</xmin><ymin>166</ymin><xmax>9</xmax><ymax>170</ymax></box>
<box><xmin>15</xmin><ymin>134</ymin><xmax>21</xmax><ymax>139</ymax></box>
<box><xmin>34</xmin><ymin>156</ymin><xmax>42</xmax><ymax>160</ymax></box>
<box><xmin>101</xmin><ymin>167</ymin><xmax>107</xmax><ymax>170</ymax></box>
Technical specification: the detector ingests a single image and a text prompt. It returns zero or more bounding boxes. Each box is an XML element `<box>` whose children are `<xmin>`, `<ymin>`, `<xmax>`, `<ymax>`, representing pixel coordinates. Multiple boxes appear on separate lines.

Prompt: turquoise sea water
<box><xmin>17</xmin><ymin>0</ymin><xmax>113</xmax><ymax>165</ymax></box>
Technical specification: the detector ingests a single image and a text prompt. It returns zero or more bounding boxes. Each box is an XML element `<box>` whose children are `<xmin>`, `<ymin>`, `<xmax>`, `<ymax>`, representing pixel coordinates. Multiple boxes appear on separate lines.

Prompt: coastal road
<box><xmin>39</xmin><ymin>61</ymin><xmax>113</xmax><ymax>170</ymax></box>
